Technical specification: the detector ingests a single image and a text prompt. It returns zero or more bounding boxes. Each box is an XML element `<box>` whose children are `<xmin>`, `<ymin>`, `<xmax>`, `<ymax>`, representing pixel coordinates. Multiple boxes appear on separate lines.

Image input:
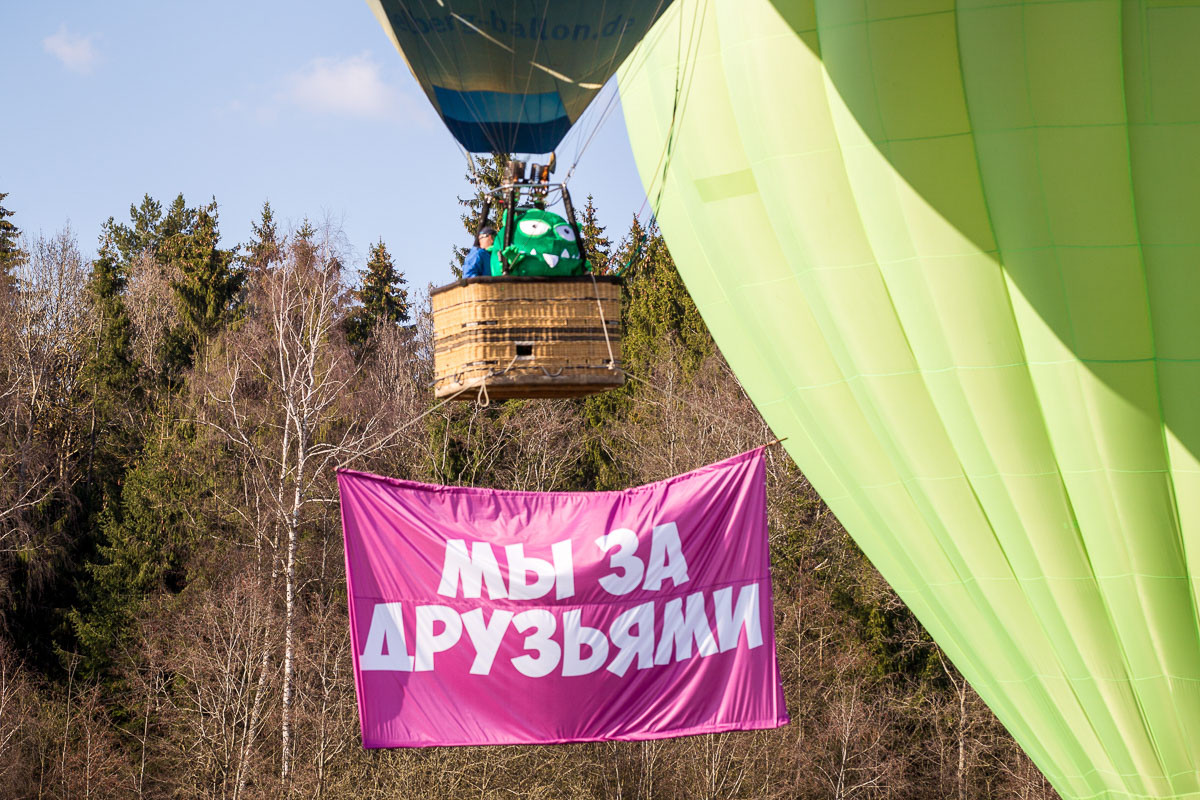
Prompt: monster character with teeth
<box><xmin>490</xmin><ymin>207</ymin><xmax>588</xmax><ymax>277</ymax></box>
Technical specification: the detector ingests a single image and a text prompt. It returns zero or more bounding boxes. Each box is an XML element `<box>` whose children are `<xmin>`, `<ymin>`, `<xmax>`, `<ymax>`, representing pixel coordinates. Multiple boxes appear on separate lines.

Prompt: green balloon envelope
<box><xmin>620</xmin><ymin>1</ymin><xmax>1200</xmax><ymax>798</ymax></box>
<box><xmin>491</xmin><ymin>208</ymin><xmax>586</xmax><ymax>277</ymax></box>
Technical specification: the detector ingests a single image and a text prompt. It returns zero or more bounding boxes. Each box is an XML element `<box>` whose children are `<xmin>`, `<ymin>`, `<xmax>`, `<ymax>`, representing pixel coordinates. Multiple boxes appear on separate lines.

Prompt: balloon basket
<box><xmin>430</xmin><ymin>275</ymin><xmax>624</xmax><ymax>401</ymax></box>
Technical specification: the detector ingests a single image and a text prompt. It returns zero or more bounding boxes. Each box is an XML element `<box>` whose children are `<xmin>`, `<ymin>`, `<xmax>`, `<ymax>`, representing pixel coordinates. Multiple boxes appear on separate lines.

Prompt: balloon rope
<box><xmin>334</xmin><ymin>380</ymin><xmax>476</xmax><ymax>472</ymax></box>
<box><xmin>617</xmin><ymin>365</ymin><xmax>783</xmax><ymax>451</ymax></box>
<box><xmin>475</xmin><ymin>376</ymin><xmax>490</xmax><ymax>408</ymax></box>
<box><xmin>335</xmin><ymin>366</ymin><xmax>787</xmax><ymax>473</ymax></box>
<box><xmin>634</xmin><ymin>0</ymin><xmax>709</xmax><ymax>223</ymax></box>
<box><xmin>562</xmin><ymin>0</ymin><xmax>671</xmax><ymax>185</ymax></box>
<box><xmin>510</xmin><ymin>0</ymin><xmax>555</xmax><ymax>155</ymax></box>
<box><xmin>613</xmin><ymin>232</ymin><xmax>643</xmax><ymax>278</ymax></box>
<box><xmin>589</xmin><ymin>271</ymin><xmax>617</xmax><ymax>370</ymax></box>
<box><xmin>491</xmin><ymin>352</ymin><xmax>520</xmax><ymax>378</ymax></box>
<box><xmin>397</xmin><ymin>3</ymin><xmax>490</xmax><ymax>160</ymax></box>
<box><xmin>562</xmin><ymin>81</ymin><xmax>623</xmax><ymax>186</ymax></box>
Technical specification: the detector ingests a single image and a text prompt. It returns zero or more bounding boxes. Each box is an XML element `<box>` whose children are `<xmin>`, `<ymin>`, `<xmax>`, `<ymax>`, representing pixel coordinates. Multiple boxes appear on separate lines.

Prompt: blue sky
<box><xmin>2</xmin><ymin>1</ymin><xmax>651</xmax><ymax>290</ymax></box>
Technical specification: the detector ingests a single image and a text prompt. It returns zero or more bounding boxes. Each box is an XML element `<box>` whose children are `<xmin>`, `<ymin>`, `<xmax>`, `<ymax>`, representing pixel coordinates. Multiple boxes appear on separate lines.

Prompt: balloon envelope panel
<box><xmin>619</xmin><ymin>1</ymin><xmax>1200</xmax><ymax>797</ymax></box>
<box><xmin>368</xmin><ymin>0</ymin><xmax>673</xmax><ymax>153</ymax></box>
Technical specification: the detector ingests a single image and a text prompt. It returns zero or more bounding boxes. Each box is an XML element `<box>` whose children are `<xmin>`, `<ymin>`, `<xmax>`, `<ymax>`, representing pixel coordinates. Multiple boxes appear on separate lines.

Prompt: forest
<box><xmin>0</xmin><ymin>177</ymin><xmax>1059</xmax><ymax>799</ymax></box>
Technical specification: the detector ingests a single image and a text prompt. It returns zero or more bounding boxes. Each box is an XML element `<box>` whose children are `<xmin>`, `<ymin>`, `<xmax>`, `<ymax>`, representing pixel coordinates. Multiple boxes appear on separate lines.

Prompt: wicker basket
<box><xmin>430</xmin><ymin>275</ymin><xmax>624</xmax><ymax>400</ymax></box>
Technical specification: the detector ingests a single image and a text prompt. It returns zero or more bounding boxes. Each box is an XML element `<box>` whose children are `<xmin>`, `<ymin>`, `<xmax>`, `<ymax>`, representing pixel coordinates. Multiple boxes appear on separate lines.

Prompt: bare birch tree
<box><xmin>194</xmin><ymin>226</ymin><xmax>396</xmax><ymax>792</ymax></box>
<box><xmin>0</xmin><ymin>229</ymin><xmax>95</xmax><ymax>608</ymax></box>
<box><xmin>0</xmin><ymin>639</ymin><xmax>36</xmax><ymax>790</ymax></box>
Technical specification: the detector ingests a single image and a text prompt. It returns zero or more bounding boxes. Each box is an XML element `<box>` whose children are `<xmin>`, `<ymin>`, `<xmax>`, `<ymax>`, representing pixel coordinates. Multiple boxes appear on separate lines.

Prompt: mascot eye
<box><xmin>555</xmin><ymin>225</ymin><xmax>576</xmax><ymax>242</ymax></box>
<box><xmin>518</xmin><ymin>219</ymin><xmax>550</xmax><ymax>237</ymax></box>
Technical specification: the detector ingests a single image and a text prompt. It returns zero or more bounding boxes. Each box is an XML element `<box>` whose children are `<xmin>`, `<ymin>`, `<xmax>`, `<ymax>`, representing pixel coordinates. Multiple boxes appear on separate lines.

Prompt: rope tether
<box><xmin>589</xmin><ymin>270</ymin><xmax>617</xmax><ymax>370</ymax></box>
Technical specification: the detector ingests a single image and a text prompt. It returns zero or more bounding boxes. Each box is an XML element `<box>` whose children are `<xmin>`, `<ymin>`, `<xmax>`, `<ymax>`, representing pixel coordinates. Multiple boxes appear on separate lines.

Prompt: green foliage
<box><xmin>73</xmin><ymin>427</ymin><xmax>205</xmax><ymax>675</ymax></box>
<box><xmin>0</xmin><ymin>185</ymin><xmax>1056</xmax><ymax>800</ymax></box>
<box><xmin>579</xmin><ymin>212</ymin><xmax>715</xmax><ymax>490</ymax></box>
<box><xmin>65</xmin><ymin>193</ymin><xmax>240</xmax><ymax>673</ymax></box>
<box><xmin>164</xmin><ymin>199</ymin><xmax>243</xmax><ymax>346</ymax></box>
<box><xmin>451</xmin><ymin>153</ymin><xmax>510</xmax><ymax>276</ymax></box>
<box><xmin>243</xmin><ymin>200</ymin><xmax>283</xmax><ymax>274</ymax></box>
<box><xmin>88</xmin><ymin>229</ymin><xmax>138</xmax><ymax>386</ymax></box>
<box><xmin>346</xmin><ymin>238</ymin><xmax>409</xmax><ymax>350</ymax></box>
<box><xmin>102</xmin><ymin>194</ymin><xmax>243</xmax><ymax>376</ymax></box>
<box><xmin>82</xmin><ymin>229</ymin><xmax>141</xmax><ymax>508</ymax></box>
<box><xmin>114</xmin><ymin>194</ymin><xmax>162</xmax><ymax>260</ymax></box>
<box><xmin>109</xmin><ymin>193</ymin><xmax>189</xmax><ymax>264</ymax></box>
<box><xmin>292</xmin><ymin>218</ymin><xmax>319</xmax><ymax>266</ymax></box>
<box><xmin>577</xmin><ymin>194</ymin><xmax>611</xmax><ymax>275</ymax></box>
<box><xmin>0</xmin><ymin>191</ymin><xmax>24</xmax><ymax>291</ymax></box>
<box><xmin>619</xmin><ymin>216</ymin><xmax>713</xmax><ymax>377</ymax></box>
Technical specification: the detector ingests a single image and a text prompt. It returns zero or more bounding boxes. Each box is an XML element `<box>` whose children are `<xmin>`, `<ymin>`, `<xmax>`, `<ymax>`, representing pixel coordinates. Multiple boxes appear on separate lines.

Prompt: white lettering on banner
<box><xmin>551</xmin><ymin>540</ymin><xmax>575</xmax><ymax>599</ymax></box>
<box><xmin>414</xmin><ymin>605</ymin><xmax>463</xmax><ymax>671</ymax></box>
<box><xmin>461</xmin><ymin>608</ymin><xmax>513</xmax><ymax>675</ymax></box>
<box><xmin>654</xmin><ymin>591</ymin><xmax>718</xmax><ymax>665</ymax></box>
<box><xmin>365</xmin><ymin>507</ymin><xmax>766</xmax><ymax>678</ymax></box>
<box><xmin>505</xmin><ymin>543</ymin><xmax>555</xmax><ymax>599</ymax></box>
<box><xmin>713</xmin><ymin>584</ymin><xmax>763</xmax><ymax>652</ymax></box>
<box><xmin>511</xmin><ymin>609</ymin><xmax>561</xmax><ymax>677</ymax></box>
<box><xmin>642</xmin><ymin>522</ymin><xmax>690</xmax><ymax>591</ymax></box>
<box><xmin>438</xmin><ymin>539</ymin><xmax>575</xmax><ymax>600</ymax></box>
<box><xmin>437</xmin><ymin>540</ymin><xmax>508</xmax><ymax>599</ymax></box>
<box><xmin>607</xmin><ymin>601</ymin><xmax>656</xmax><ymax>676</ymax></box>
<box><xmin>596</xmin><ymin>528</ymin><xmax>644</xmax><ymax>595</ymax></box>
<box><xmin>360</xmin><ymin>581</ymin><xmax>761</xmax><ymax>674</ymax></box>
<box><xmin>562</xmin><ymin>609</ymin><xmax>609</xmax><ymax>676</ymax></box>
<box><xmin>360</xmin><ymin>602</ymin><xmax>413</xmax><ymax>671</ymax></box>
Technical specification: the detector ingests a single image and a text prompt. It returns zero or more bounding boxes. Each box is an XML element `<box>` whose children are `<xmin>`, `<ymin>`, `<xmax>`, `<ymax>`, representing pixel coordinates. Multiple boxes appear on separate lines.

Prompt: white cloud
<box><xmin>284</xmin><ymin>54</ymin><xmax>410</xmax><ymax>119</ymax></box>
<box><xmin>43</xmin><ymin>26</ymin><xmax>98</xmax><ymax>74</ymax></box>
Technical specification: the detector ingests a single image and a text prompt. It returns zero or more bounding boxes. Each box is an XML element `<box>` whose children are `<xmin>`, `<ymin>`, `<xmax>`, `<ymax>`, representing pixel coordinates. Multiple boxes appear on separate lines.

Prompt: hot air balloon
<box><xmin>366</xmin><ymin>0</ymin><xmax>672</xmax><ymax>155</ymax></box>
<box><xmin>368</xmin><ymin>1</ymin><xmax>671</xmax><ymax>399</ymax></box>
<box><xmin>618</xmin><ymin>1</ymin><xmax>1200</xmax><ymax>798</ymax></box>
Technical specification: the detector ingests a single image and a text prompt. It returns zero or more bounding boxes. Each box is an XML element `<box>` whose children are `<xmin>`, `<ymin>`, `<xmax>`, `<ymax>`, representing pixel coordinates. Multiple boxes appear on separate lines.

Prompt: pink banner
<box><xmin>338</xmin><ymin>448</ymin><xmax>789</xmax><ymax>747</ymax></box>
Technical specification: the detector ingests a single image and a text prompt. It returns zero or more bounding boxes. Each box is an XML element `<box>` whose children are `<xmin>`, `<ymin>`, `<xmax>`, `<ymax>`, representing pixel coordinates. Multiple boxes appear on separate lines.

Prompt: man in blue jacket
<box><xmin>463</xmin><ymin>225</ymin><xmax>495</xmax><ymax>278</ymax></box>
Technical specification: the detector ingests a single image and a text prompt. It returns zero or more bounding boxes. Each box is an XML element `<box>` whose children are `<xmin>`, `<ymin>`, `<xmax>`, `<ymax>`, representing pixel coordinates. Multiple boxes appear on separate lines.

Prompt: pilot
<box><xmin>463</xmin><ymin>225</ymin><xmax>495</xmax><ymax>278</ymax></box>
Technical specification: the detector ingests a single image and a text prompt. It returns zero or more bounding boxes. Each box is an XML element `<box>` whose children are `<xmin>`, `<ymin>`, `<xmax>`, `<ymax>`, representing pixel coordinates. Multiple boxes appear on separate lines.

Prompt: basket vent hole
<box><xmin>515</xmin><ymin>343</ymin><xmax>534</xmax><ymax>358</ymax></box>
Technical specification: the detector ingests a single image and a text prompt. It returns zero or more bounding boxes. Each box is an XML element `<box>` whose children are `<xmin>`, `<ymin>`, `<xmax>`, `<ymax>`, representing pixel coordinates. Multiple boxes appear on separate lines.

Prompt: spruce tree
<box><xmin>0</xmin><ymin>191</ymin><xmax>25</xmax><ymax>294</ymax></box>
<box><xmin>620</xmin><ymin>216</ymin><xmax>712</xmax><ymax>376</ymax></box>
<box><xmin>161</xmin><ymin>192</ymin><xmax>192</xmax><ymax>241</ymax></box>
<box><xmin>84</xmin><ymin>226</ymin><xmax>140</xmax><ymax>483</ymax></box>
<box><xmin>360</xmin><ymin>238</ymin><xmax>410</xmax><ymax>325</ymax></box>
<box><xmin>347</xmin><ymin>238</ymin><xmax>410</xmax><ymax>350</ymax></box>
<box><xmin>577</xmin><ymin>194</ymin><xmax>612</xmax><ymax>274</ymax></box>
<box><xmin>110</xmin><ymin>194</ymin><xmax>164</xmax><ymax>263</ymax></box>
<box><xmin>243</xmin><ymin>200</ymin><xmax>283</xmax><ymax>274</ymax></box>
<box><xmin>581</xmin><ymin>216</ymin><xmax>714</xmax><ymax>489</ymax></box>
<box><xmin>166</xmin><ymin>199</ymin><xmax>244</xmax><ymax>348</ymax></box>
<box><xmin>292</xmin><ymin>218</ymin><xmax>319</xmax><ymax>270</ymax></box>
<box><xmin>72</xmin><ymin>429</ymin><xmax>204</xmax><ymax>674</ymax></box>
<box><xmin>73</xmin><ymin>227</ymin><xmax>143</xmax><ymax>656</ymax></box>
<box><xmin>451</xmin><ymin>153</ymin><xmax>510</xmax><ymax>276</ymax></box>
<box><xmin>90</xmin><ymin>223</ymin><xmax>130</xmax><ymax>303</ymax></box>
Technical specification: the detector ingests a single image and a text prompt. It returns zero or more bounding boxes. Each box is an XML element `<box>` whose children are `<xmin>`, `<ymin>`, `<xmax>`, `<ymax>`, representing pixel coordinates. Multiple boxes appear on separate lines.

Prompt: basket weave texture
<box><xmin>430</xmin><ymin>276</ymin><xmax>624</xmax><ymax>400</ymax></box>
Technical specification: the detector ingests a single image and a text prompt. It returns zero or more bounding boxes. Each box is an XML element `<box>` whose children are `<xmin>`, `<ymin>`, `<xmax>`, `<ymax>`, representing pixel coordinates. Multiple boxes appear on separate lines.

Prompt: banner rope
<box><xmin>338</xmin><ymin>368</ymin><xmax>787</xmax><ymax>473</ymax></box>
<box><xmin>336</xmin><ymin>381</ymin><xmax>476</xmax><ymax>472</ymax></box>
<box><xmin>616</xmin><ymin>366</ymin><xmax>786</xmax><ymax>452</ymax></box>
